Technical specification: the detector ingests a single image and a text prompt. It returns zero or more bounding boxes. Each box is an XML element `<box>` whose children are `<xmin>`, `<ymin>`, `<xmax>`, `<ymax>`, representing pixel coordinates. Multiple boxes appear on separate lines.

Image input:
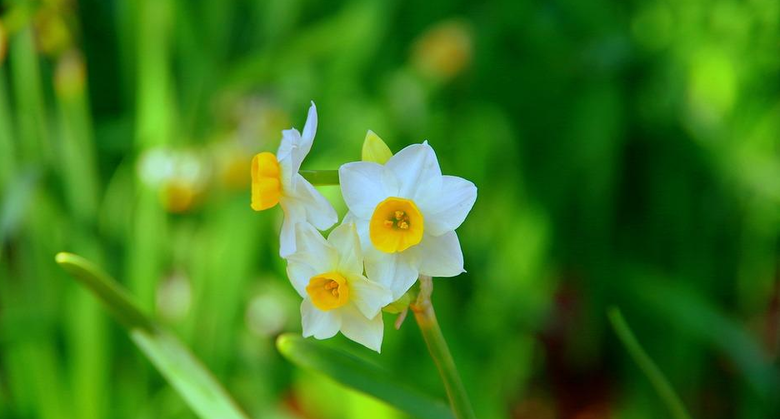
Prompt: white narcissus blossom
<box><xmin>339</xmin><ymin>142</ymin><xmax>477</xmax><ymax>299</ymax></box>
<box><xmin>251</xmin><ymin>102</ymin><xmax>337</xmax><ymax>257</ymax></box>
<box><xmin>285</xmin><ymin>222</ymin><xmax>393</xmax><ymax>352</ymax></box>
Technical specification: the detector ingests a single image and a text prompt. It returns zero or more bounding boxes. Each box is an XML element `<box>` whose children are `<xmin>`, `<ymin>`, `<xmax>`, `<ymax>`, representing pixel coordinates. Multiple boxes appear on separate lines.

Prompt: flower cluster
<box><xmin>251</xmin><ymin>102</ymin><xmax>477</xmax><ymax>352</ymax></box>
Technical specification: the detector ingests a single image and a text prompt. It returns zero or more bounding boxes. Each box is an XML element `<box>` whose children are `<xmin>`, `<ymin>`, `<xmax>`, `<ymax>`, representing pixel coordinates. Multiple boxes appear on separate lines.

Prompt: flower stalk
<box><xmin>300</xmin><ymin>169</ymin><xmax>339</xmax><ymax>186</ymax></box>
<box><xmin>411</xmin><ymin>275</ymin><xmax>476</xmax><ymax>419</ymax></box>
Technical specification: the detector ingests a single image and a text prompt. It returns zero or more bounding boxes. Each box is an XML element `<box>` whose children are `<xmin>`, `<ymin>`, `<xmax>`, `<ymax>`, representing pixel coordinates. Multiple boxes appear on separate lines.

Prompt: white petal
<box><xmin>276</xmin><ymin>128</ymin><xmax>300</xmax><ymax>163</ymax></box>
<box><xmin>276</xmin><ymin>129</ymin><xmax>300</xmax><ymax>187</ymax></box>
<box><xmin>301</xmin><ymin>299</ymin><xmax>341</xmax><ymax>339</ymax></box>
<box><xmin>327</xmin><ymin>222</ymin><xmax>363</xmax><ymax>275</ymax></box>
<box><xmin>385</xmin><ymin>142</ymin><xmax>442</xmax><ymax>199</ymax></box>
<box><xmin>347</xmin><ymin>212</ymin><xmax>370</xmax><ymax>247</ymax></box>
<box><xmin>301</xmin><ymin>101</ymin><xmax>318</xmax><ymax>146</ymax></box>
<box><xmin>286</xmin><ymin>260</ymin><xmax>317</xmax><ymax>297</ymax></box>
<box><xmin>415</xmin><ymin>231</ymin><xmax>465</xmax><ymax>278</ymax></box>
<box><xmin>346</xmin><ymin>273</ymin><xmax>392</xmax><ymax>319</ymax></box>
<box><xmin>416</xmin><ymin>175</ymin><xmax>477</xmax><ymax>236</ymax></box>
<box><xmin>364</xmin><ymin>250</ymin><xmax>420</xmax><ymax>300</ymax></box>
<box><xmin>286</xmin><ymin>221</ymin><xmax>338</xmax><ymax>272</ymax></box>
<box><xmin>292</xmin><ymin>174</ymin><xmax>338</xmax><ymax>231</ymax></box>
<box><xmin>339</xmin><ymin>162</ymin><xmax>399</xmax><ymax>219</ymax></box>
<box><xmin>279</xmin><ymin>200</ymin><xmax>307</xmax><ymax>257</ymax></box>
<box><xmin>339</xmin><ymin>305</ymin><xmax>384</xmax><ymax>352</ymax></box>
<box><xmin>277</xmin><ymin>103</ymin><xmax>317</xmax><ymax>176</ymax></box>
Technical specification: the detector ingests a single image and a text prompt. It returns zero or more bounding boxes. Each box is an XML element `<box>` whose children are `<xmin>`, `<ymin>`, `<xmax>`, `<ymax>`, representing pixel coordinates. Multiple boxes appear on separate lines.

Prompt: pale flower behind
<box><xmin>285</xmin><ymin>222</ymin><xmax>393</xmax><ymax>352</ymax></box>
<box><xmin>251</xmin><ymin>102</ymin><xmax>337</xmax><ymax>257</ymax></box>
<box><xmin>339</xmin><ymin>141</ymin><xmax>477</xmax><ymax>299</ymax></box>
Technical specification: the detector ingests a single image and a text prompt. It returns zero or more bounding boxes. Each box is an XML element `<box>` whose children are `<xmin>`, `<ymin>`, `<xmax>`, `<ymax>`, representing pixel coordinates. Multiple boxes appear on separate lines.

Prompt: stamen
<box><xmin>325</xmin><ymin>281</ymin><xmax>339</xmax><ymax>290</ymax></box>
<box><xmin>399</xmin><ymin>221</ymin><xmax>409</xmax><ymax>229</ymax></box>
<box><xmin>384</xmin><ymin>220</ymin><xmax>394</xmax><ymax>227</ymax></box>
<box><xmin>395</xmin><ymin>211</ymin><xmax>405</xmax><ymax>220</ymax></box>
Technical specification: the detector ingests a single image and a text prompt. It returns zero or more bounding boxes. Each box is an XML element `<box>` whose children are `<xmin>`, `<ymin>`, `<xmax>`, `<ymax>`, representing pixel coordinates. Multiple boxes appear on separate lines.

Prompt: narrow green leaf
<box><xmin>608</xmin><ymin>307</ymin><xmax>692</xmax><ymax>419</ymax></box>
<box><xmin>624</xmin><ymin>273</ymin><xmax>779</xmax><ymax>402</ymax></box>
<box><xmin>54</xmin><ymin>252</ymin><xmax>249</xmax><ymax>419</ymax></box>
<box><xmin>276</xmin><ymin>333</ymin><xmax>454</xmax><ymax>419</ymax></box>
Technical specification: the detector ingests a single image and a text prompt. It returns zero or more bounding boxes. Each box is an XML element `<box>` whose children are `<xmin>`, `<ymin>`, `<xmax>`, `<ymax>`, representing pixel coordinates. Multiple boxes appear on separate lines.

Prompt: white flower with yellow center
<box><xmin>286</xmin><ymin>222</ymin><xmax>393</xmax><ymax>352</ymax></box>
<box><xmin>251</xmin><ymin>102</ymin><xmax>337</xmax><ymax>257</ymax></box>
<box><xmin>339</xmin><ymin>141</ymin><xmax>477</xmax><ymax>299</ymax></box>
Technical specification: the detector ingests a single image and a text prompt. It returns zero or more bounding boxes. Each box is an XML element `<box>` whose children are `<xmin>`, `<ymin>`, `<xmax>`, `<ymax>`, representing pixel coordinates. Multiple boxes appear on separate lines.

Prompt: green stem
<box><xmin>300</xmin><ymin>169</ymin><xmax>339</xmax><ymax>186</ymax></box>
<box><xmin>608</xmin><ymin>307</ymin><xmax>693</xmax><ymax>419</ymax></box>
<box><xmin>411</xmin><ymin>276</ymin><xmax>476</xmax><ymax>419</ymax></box>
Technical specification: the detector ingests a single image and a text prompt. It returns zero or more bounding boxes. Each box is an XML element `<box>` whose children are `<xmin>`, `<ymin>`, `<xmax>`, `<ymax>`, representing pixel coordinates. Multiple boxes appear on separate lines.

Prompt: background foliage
<box><xmin>1</xmin><ymin>0</ymin><xmax>779</xmax><ymax>418</ymax></box>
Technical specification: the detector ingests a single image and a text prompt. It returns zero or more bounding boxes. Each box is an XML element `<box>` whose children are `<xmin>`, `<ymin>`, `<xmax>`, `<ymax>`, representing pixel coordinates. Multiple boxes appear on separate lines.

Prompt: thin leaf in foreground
<box><xmin>276</xmin><ymin>333</ymin><xmax>455</xmax><ymax>419</ymax></box>
<box><xmin>55</xmin><ymin>252</ymin><xmax>249</xmax><ymax>419</ymax></box>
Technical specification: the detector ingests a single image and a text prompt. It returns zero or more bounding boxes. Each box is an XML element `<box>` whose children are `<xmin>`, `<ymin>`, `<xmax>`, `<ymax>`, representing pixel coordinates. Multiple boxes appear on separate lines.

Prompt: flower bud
<box><xmin>361</xmin><ymin>130</ymin><xmax>393</xmax><ymax>164</ymax></box>
<box><xmin>383</xmin><ymin>291</ymin><xmax>413</xmax><ymax>314</ymax></box>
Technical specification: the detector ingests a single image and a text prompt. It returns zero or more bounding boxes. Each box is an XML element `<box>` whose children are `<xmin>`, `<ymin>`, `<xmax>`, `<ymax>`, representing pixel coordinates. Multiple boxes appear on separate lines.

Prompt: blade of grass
<box><xmin>9</xmin><ymin>25</ymin><xmax>49</xmax><ymax>163</ymax></box>
<box><xmin>276</xmin><ymin>333</ymin><xmax>455</xmax><ymax>419</ymax></box>
<box><xmin>633</xmin><ymin>275</ymin><xmax>778</xmax><ymax>399</ymax></box>
<box><xmin>54</xmin><ymin>252</ymin><xmax>249</xmax><ymax>419</ymax></box>
<box><xmin>608</xmin><ymin>307</ymin><xmax>693</xmax><ymax>419</ymax></box>
<box><xmin>0</xmin><ymin>66</ymin><xmax>15</xmax><ymax>192</ymax></box>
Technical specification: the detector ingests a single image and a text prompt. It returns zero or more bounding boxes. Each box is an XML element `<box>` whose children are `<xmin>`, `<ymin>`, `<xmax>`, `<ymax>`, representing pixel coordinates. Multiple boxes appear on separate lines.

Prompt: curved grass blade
<box><xmin>276</xmin><ymin>333</ymin><xmax>454</xmax><ymax>419</ymax></box>
<box><xmin>628</xmin><ymin>275</ymin><xmax>778</xmax><ymax>401</ymax></box>
<box><xmin>608</xmin><ymin>307</ymin><xmax>693</xmax><ymax>419</ymax></box>
<box><xmin>55</xmin><ymin>252</ymin><xmax>248</xmax><ymax>419</ymax></box>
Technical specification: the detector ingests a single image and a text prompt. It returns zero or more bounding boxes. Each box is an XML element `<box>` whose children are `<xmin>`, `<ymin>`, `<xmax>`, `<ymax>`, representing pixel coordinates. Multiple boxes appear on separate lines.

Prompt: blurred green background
<box><xmin>1</xmin><ymin>0</ymin><xmax>779</xmax><ymax>418</ymax></box>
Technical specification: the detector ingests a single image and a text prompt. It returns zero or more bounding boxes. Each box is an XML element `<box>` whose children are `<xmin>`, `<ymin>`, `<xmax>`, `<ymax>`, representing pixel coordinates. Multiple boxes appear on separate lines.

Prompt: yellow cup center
<box><xmin>251</xmin><ymin>152</ymin><xmax>282</xmax><ymax>211</ymax></box>
<box><xmin>306</xmin><ymin>272</ymin><xmax>350</xmax><ymax>311</ymax></box>
<box><xmin>369</xmin><ymin>197</ymin><xmax>424</xmax><ymax>253</ymax></box>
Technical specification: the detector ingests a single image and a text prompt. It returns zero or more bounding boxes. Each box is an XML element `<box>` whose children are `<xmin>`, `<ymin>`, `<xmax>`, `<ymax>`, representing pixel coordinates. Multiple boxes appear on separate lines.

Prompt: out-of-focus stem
<box><xmin>411</xmin><ymin>276</ymin><xmax>476</xmax><ymax>419</ymax></box>
<box><xmin>300</xmin><ymin>169</ymin><xmax>340</xmax><ymax>186</ymax></box>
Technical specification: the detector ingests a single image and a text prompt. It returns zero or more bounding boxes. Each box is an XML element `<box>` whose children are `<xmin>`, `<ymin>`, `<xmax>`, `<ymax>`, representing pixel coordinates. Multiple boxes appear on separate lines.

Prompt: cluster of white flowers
<box><xmin>251</xmin><ymin>102</ymin><xmax>477</xmax><ymax>352</ymax></box>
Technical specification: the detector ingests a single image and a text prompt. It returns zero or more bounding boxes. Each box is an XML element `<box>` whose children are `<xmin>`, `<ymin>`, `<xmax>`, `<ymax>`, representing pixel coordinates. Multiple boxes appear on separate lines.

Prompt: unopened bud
<box><xmin>383</xmin><ymin>291</ymin><xmax>413</xmax><ymax>314</ymax></box>
<box><xmin>361</xmin><ymin>130</ymin><xmax>393</xmax><ymax>164</ymax></box>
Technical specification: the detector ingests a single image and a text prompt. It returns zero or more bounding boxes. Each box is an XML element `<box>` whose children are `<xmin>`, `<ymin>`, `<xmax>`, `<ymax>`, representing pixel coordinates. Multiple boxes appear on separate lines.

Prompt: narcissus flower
<box><xmin>251</xmin><ymin>102</ymin><xmax>337</xmax><ymax>256</ymax></box>
<box><xmin>339</xmin><ymin>142</ymin><xmax>477</xmax><ymax>299</ymax></box>
<box><xmin>286</xmin><ymin>222</ymin><xmax>393</xmax><ymax>352</ymax></box>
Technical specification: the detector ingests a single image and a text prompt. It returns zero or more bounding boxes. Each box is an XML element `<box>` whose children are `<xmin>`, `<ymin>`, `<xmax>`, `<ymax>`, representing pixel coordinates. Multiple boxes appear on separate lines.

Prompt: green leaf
<box><xmin>54</xmin><ymin>252</ymin><xmax>249</xmax><ymax>419</ymax></box>
<box><xmin>276</xmin><ymin>333</ymin><xmax>454</xmax><ymax>419</ymax></box>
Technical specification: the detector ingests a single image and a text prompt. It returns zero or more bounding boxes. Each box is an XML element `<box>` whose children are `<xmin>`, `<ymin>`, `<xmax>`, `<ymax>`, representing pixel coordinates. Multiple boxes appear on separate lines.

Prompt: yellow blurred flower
<box><xmin>411</xmin><ymin>19</ymin><xmax>473</xmax><ymax>81</ymax></box>
<box><xmin>159</xmin><ymin>180</ymin><xmax>199</xmax><ymax>214</ymax></box>
<box><xmin>0</xmin><ymin>21</ymin><xmax>6</xmax><ymax>65</ymax></box>
<box><xmin>212</xmin><ymin>97</ymin><xmax>291</xmax><ymax>190</ymax></box>
<box><xmin>35</xmin><ymin>8</ymin><xmax>72</xmax><ymax>56</ymax></box>
<box><xmin>137</xmin><ymin>147</ymin><xmax>210</xmax><ymax>213</ymax></box>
